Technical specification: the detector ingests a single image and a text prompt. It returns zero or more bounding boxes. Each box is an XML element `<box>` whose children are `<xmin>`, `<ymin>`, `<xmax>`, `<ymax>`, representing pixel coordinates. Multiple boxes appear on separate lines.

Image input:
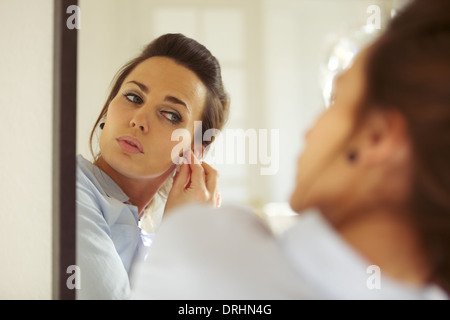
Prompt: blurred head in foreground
<box><xmin>290</xmin><ymin>0</ymin><xmax>450</xmax><ymax>293</ymax></box>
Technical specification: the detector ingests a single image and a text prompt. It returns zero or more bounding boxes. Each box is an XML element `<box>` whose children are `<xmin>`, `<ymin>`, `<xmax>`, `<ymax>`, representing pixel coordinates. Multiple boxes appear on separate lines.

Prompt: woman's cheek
<box><xmin>169</xmin><ymin>128</ymin><xmax>195</xmax><ymax>157</ymax></box>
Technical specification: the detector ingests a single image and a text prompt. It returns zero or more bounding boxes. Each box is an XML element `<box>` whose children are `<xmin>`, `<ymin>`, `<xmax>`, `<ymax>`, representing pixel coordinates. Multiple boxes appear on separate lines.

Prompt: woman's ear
<box><xmin>355</xmin><ymin>110</ymin><xmax>411</xmax><ymax>168</ymax></box>
<box><xmin>201</xmin><ymin>144</ymin><xmax>206</xmax><ymax>157</ymax></box>
<box><xmin>192</xmin><ymin>144</ymin><xmax>206</xmax><ymax>159</ymax></box>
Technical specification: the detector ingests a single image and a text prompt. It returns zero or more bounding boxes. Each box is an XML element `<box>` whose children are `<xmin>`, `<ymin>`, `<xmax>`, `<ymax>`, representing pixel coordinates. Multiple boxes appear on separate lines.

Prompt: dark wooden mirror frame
<box><xmin>52</xmin><ymin>0</ymin><xmax>78</xmax><ymax>300</ymax></box>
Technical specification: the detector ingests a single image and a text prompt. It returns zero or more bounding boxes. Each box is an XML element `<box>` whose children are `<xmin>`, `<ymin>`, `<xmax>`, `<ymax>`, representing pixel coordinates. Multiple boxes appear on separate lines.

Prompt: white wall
<box><xmin>263</xmin><ymin>0</ymin><xmax>394</xmax><ymax>203</ymax></box>
<box><xmin>0</xmin><ymin>0</ymin><xmax>53</xmax><ymax>299</ymax></box>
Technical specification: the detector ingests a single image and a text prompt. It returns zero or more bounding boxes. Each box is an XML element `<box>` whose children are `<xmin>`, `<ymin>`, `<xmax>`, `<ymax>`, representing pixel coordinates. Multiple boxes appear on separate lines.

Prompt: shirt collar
<box><xmin>77</xmin><ymin>154</ymin><xmax>130</xmax><ymax>203</ymax></box>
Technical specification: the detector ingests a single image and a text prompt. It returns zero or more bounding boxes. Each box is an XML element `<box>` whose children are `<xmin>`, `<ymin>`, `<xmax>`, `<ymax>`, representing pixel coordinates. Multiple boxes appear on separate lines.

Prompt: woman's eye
<box><xmin>124</xmin><ymin>93</ymin><xmax>143</xmax><ymax>104</ymax></box>
<box><xmin>161</xmin><ymin>111</ymin><xmax>182</xmax><ymax>124</ymax></box>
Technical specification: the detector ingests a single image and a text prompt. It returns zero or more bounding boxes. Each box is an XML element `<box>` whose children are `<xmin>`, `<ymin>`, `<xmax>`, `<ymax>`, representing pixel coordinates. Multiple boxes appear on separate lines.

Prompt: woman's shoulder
<box><xmin>76</xmin><ymin>154</ymin><xmax>128</xmax><ymax>202</ymax></box>
<box><xmin>76</xmin><ymin>154</ymin><xmax>97</xmax><ymax>187</ymax></box>
<box><xmin>76</xmin><ymin>154</ymin><xmax>138</xmax><ymax>228</ymax></box>
<box><xmin>76</xmin><ymin>154</ymin><xmax>103</xmax><ymax>201</ymax></box>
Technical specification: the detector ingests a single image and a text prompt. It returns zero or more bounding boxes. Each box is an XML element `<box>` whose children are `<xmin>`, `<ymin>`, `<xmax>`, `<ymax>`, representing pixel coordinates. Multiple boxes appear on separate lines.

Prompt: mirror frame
<box><xmin>52</xmin><ymin>0</ymin><xmax>78</xmax><ymax>300</ymax></box>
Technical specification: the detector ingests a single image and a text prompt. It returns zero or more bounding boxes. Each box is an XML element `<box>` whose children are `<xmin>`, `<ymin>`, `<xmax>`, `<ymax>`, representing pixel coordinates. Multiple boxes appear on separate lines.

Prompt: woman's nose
<box><xmin>130</xmin><ymin>108</ymin><xmax>149</xmax><ymax>133</ymax></box>
<box><xmin>130</xmin><ymin>121</ymin><xmax>146</xmax><ymax>132</ymax></box>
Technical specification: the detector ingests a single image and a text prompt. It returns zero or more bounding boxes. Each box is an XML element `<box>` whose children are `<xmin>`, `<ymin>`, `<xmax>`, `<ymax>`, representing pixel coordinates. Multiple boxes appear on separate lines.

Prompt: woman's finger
<box><xmin>186</xmin><ymin>151</ymin><xmax>206</xmax><ymax>190</ymax></box>
<box><xmin>201</xmin><ymin>161</ymin><xmax>219</xmax><ymax>195</ymax></box>
<box><xmin>171</xmin><ymin>161</ymin><xmax>190</xmax><ymax>191</ymax></box>
<box><xmin>216</xmin><ymin>192</ymin><xmax>222</xmax><ymax>208</ymax></box>
<box><xmin>202</xmin><ymin>161</ymin><xmax>220</xmax><ymax>207</ymax></box>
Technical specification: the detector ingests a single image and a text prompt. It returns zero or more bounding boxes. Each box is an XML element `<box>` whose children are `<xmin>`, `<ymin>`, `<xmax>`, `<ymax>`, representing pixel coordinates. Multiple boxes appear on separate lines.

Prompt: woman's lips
<box><xmin>116</xmin><ymin>136</ymin><xmax>144</xmax><ymax>154</ymax></box>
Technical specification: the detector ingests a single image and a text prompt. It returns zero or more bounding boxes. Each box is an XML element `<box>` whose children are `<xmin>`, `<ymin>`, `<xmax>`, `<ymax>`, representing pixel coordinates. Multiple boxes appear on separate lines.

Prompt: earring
<box><xmin>347</xmin><ymin>150</ymin><xmax>358</xmax><ymax>163</ymax></box>
<box><xmin>100</xmin><ymin>122</ymin><xmax>105</xmax><ymax>130</ymax></box>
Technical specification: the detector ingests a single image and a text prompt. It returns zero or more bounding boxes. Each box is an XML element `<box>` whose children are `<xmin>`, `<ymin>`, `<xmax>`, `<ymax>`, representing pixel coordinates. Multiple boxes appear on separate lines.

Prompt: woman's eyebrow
<box><xmin>126</xmin><ymin>80</ymin><xmax>149</xmax><ymax>93</ymax></box>
<box><xmin>164</xmin><ymin>96</ymin><xmax>191</xmax><ymax>114</ymax></box>
<box><xmin>126</xmin><ymin>80</ymin><xmax>191</xmax><ymax>114</ymax></box>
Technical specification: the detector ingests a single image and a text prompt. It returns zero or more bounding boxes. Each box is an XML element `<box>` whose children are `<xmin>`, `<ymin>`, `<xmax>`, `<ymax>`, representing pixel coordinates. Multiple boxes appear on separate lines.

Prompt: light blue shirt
<box><xmin>76</xmin><ymin>154</ymin><xmax>147</xmax><ymax>299</ymax></box>
<box><xmin>131</xmin><ymin>204</ymin><xmax>448</xmax><ymax>300</ymax></box>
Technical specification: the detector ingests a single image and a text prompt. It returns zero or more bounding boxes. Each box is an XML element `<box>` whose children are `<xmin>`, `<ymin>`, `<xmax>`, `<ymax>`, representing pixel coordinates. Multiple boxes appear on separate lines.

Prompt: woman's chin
<box><xmin>289</xmin><ymin>186</ymin><xmax>317</xmax><ymax>215</ymax></box>
<box><xmin>288</xmin><ymin>195</ymin><xmax>304</xmax><ymax>214</ymax></box>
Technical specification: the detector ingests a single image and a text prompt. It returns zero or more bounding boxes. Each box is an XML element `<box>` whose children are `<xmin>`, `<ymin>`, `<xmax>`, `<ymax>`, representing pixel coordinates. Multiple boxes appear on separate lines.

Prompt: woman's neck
<box><xmin>95</xmin><ymin>157</ymin><xmax>174</xmax><ymax>218</ymax></box>
<box><xmin>333</xmin><ymin>208</ymin><xmax>430</xmax><ymax>286</ymax></box>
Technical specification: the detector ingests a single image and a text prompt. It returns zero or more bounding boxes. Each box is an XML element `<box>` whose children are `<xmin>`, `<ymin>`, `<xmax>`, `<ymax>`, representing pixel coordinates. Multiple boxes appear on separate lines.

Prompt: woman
<box><xmin>131</xmin><ymin>0</ymin><xmax>450</xmax><ymax>299</ymax></box>
<box><xmin>76</xmin><ymin>33</ymin><xmax>229</xmax><ymax>299</ymax></box>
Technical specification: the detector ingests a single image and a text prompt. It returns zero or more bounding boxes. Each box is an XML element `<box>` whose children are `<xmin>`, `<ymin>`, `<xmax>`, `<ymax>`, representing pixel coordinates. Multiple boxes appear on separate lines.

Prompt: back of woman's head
<box><xmin>360</xmin><ymin>0</ymin><xmax>450</xmax><ymax>293</ymax></box>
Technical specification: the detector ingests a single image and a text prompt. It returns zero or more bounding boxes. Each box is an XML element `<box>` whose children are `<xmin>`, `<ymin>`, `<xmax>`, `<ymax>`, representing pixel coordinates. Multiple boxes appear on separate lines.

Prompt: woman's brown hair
<box><xmin>359</xmin><ymin>0</ymin><xmax>450</xmax><ymax>293</ymax></box>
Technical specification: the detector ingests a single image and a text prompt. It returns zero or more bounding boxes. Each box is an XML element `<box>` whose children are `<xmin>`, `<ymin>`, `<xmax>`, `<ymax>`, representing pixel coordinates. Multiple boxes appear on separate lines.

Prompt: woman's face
<box><xmin>99</xmin><ymin>56</ymin><xmax>207</xmax><ymax>179</ymax></box>
<box><xmin>289</xmin><ymin>49</ymin><xmax>369</xmax><ymax>217</ymax></box>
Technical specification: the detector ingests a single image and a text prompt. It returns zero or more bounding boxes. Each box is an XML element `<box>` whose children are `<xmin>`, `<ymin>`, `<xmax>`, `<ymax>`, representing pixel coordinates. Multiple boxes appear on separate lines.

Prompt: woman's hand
<box><xmin>164</xmin><ymin>150</ymin><xmax>221</xmax><ymax>214</ymax></box>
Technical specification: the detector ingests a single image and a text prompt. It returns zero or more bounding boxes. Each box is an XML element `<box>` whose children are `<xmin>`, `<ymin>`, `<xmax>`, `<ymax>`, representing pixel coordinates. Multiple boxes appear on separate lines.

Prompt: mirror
<box><xmin>72</xmin><ymin>0</ymin><xmax>407</xmax><ymax>298</ymax></box>
<box><xmin>77</xmin><ymin>0</ymin><xmax>403</xmax><ymax>220</ymax></box>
